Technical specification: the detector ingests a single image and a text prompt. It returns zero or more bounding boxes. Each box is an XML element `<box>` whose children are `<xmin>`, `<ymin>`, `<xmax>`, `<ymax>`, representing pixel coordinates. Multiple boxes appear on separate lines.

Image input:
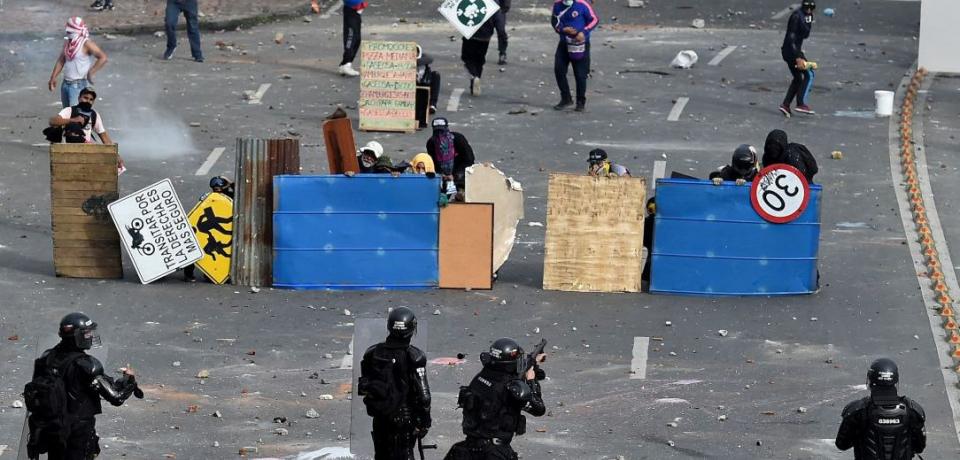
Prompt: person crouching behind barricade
<box><xmin>426</xmin><ymin>117</ymin><xmax>476</xmax><ymax>202</ymax></box>
<box><xmin>45</xmin><ymin>88</ymin><xmax>125</xmax><ymax>174</ymax></box>
<box><xmin>710</xmin><ymin>144</ymin><xmax>758</xmax><ymax>185</ymax></box>
<box><xmin>347</xmin><ymin>141</ymin><xmax>399</xmax><ymax>176</ymax></box>
<box><xmin>586</xmin><ymin>148</ymin><xmax>631</xmax><ymax>177</ymax></box>
<box><xmin>405</xmin><ymin>153</ymin><xmax>451</xmax><ymax>206</ymax></box>
<box><xmin>183</xmin><ymin>176</ymin><xmax>234</xmax><ymax>282</ymax></box>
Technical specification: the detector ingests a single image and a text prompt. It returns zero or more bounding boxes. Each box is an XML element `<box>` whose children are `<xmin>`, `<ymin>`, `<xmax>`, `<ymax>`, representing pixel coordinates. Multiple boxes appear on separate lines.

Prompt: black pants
<box><xmin>372</xmin><ymin>417</ymin><xmax>416</xmax><ymax>460</ymax></box>
<box><xmin>555</xmin><ymin>40</ymin><xmax>590</xmax><ymax>104</ymax></box>
<box><xmin>419</xmin><ymin>70</ymin><xmax>441</xmax><ymax>106</ymax></box>
<box><xmin>461</xmin><ymin>38</ymin><xmax>491</xmax><ymax>78</ymax></box>
<box><xmin>492</xmin><ymin>11</ymin><xmax>508</xmax><ymax>54</ymax></box>
<box><xmin>782</xmin><ymin>59</ymin><xmax>808</xmax><ymax>106</ymax></box>
<box><xmin>444</xmin><ymin>439</ymin><xmax>518</xmax><ymax>460</ymax></box>
<box><xmin>41</xmin><ymin>420</ymin><xmax>100</xmax><ymax>460</ymax></box>
<box><xmin>341</xmin><ymin>6</ymin><xmax>362</xmax><ymax>65</ymax></box>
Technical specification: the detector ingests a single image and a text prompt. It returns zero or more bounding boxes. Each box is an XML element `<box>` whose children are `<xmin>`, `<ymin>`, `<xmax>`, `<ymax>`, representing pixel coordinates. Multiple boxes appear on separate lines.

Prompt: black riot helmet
<box><xmin>867</xmin><ymin>358</ymin><xmax>899</xmax><ymax>388</ymax></box>
<box><xmin>801</xmin><ymin>0</ymin><xmax>816</xmax><ymax>13</ymax></box>
<box><xmin>587</xmin><ymin>148</ymin><xmax>608</xmax><ymax>165</ymax></box>
<box><xmin>59</xmin><ymin>312</ymin><xmax>101</xmax><ymax>350</ymax></box>
<box><xmin>481</xmin><ymin>338</ymin><xmax>524</xmax><ymax>374</ymax></box>
<box><xmin>732</xmin><ymin>144</ymin><xmax>758</xmax><ymax>176</ymax></box>
<box><xmin>209</xmin><ymin>176</ymin><xmax>230</xmax><ymax>191</ymax></box>
<box><xmin>387</xmin><ymin>306</ymin><xmax>417</xmax><ymax>340</ymax></box>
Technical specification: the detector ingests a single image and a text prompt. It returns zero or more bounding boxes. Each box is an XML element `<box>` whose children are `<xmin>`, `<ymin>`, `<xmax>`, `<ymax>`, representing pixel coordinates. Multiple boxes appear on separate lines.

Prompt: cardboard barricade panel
<box><xmin>464</xmin><ymin>163</ymin><xmax>524</xmax><ymax>273</ymax></box>
<box><xmin>273</xmin><ymin>175</ymin><xmax>440</xmax><ymax>289</ymax></box>
<box><xmin>107</xmin><ymin>179</ymin><xmax>203</xmax><ymax>284</ymax></box>
<box><xmin>650</xmin><ymin>179</ymin><xmax>822</xmax><ymax>296</ymax></box>
<box><xmin>439</xmin><ymin>203</ymin><xmax>494</xmax><ymax>289</ymax></box>
<box><xmin>50</xmin><ymin>144</ymin><xmax>122</xmax><ymax>278</ymax></box>
<box><xmin>359</xmin><ymin>41</ymin><xmax>418</xmax><ymax>132</ymax></box>
<box><xmin>543</xmin><ymin>174</ymin><xmax>647</xmax><ymax>293</ymax></box>
<box><xmin>187</xmin><ymin>192</ymin><xmax>233</xmax><ymax>284</ymax></box>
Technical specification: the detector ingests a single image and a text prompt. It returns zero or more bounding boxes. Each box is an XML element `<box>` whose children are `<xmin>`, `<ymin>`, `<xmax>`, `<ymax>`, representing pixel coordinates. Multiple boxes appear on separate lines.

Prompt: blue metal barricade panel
<box><xmin>273</xmin><ymin>175</ymin><xmax>440</xmax><ymax>289</ymax></box>
<box><xmin>650</xmin><ymin>179</ymin><xmax>821</xmax><ymax>296</ymax></box>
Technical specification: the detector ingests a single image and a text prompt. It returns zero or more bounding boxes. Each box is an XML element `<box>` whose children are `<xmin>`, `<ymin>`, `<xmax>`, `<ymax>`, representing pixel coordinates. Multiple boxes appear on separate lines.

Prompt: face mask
<box><xmin>77</xmin><ymin>101</ymin><xmax>93</xmax><ymax>111</ymax></box>
<box><xmin>361</xmin><ymin>156</ymin><xmax>375</xmax><ymax>168</ymax></box>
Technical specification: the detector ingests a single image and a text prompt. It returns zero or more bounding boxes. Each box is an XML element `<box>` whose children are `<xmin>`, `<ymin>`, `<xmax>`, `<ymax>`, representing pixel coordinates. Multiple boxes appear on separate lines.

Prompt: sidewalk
<box><xmin>0</xmin><ymin>0</ymin><xmax>321</xmax><ymax>38</ymax></box>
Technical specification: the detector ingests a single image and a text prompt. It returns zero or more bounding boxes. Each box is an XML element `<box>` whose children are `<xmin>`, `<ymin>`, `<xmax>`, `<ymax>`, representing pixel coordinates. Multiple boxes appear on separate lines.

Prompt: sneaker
<box><xmin>103</xmin><ymin>1</ymin><xmax>114</xmax><ymax>10</ymax></box>
<box><xmin>778</xmin><ymin>103</ymin><xmax>791</xmax><ymax>118</ymax></box>
<box><xmin>470</xmin><ymin>77</ymin><xmax>481</xmax><ymax>96</ymax></box>
<box><xmin>339</xmin><ymin>62</ymin><xmax>360</xmax><ymax>77</ymax></box>
<box><xmin>90</xmin><ymin>0</ymin><xmax>104</xmax><ymax>10</ymax></box>
<box><xmin>553</xmin><ymin>99</ymin><xmax>573</xmax><ymax>110</ymax></box>
<box><xmin>428</xmin><ymin>105</ymin><xmax>437</xmax><ymax>114</ymax></box>
<box><xmin>498</xmin><ymin>53</ymin><xmax>507</xmax><ymax>65</ymax></box>
<box><xmin>194</xmin><ymin>56</ymin><xmax>204</xmax><ymax>63</ymax></box>
<box><xmin>574</xmin><ymin>102</ymin><xmax>585</xmax><ymax>112</ymax></box>
<box><xmin>794</xmin><ymin>104</ymin><xmax>815</xmax><ymax>114</ymax></box>
<box><xmin>163</xmin><ymin>46</ymin><xmax>176</xmax><ymax>60</ymax></box>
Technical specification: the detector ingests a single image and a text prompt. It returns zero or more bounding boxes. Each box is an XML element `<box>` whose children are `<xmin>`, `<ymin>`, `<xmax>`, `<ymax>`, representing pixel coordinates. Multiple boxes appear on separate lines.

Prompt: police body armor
<box><xmin>458</xmin><ymin>368</ymin><xmax>525</xmax><ymax>442</ymax></box>
<box><xmin>840</xmin><ymin>396</ymin><xmax>925</xmax><ymax>460</ymax></box>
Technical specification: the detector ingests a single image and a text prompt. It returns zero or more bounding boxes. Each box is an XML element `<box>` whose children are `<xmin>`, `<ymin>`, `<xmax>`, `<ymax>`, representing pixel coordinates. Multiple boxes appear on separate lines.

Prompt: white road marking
<box><xmin>887</xmin><ymin>72</ymin><xmax>960</xmax><ymax>436</ymax></box>
<box><xmin>667</xmin><ymin>97</ymin><xmax>689</xmax><ymax>121</ymax></box>
<box><xmin>339</xmin><ymin>337</ymin><xmax>354</xmax><ymax>369</ymax></box>
<box><xmin>772</xmin><ymin>4</ymin><xmax>799</xmax><ymax>20</ymax></box>
<box><xmin>447</xmin><ymin>88</ymin><xmax>465</xmax><ymax>112</ymax></box>
<box><xmin>708</xmin><ymin>46</ymin><xmax>738</xmax><ymax>66</ymax></box>
<box><xmin>630</xmin><ymin>337</ymin><xmax>649</xmax><ymax>380</ymax></box>
<box><xmin>245</xmin><ymin>83</ymin><xmax>271</xmax><ymax>105</ymax></box>
<box><xmin>0</xmin><ymin>86</ymin><xmax>38</xmax><ymax>96</ymax></box>
<box><xmin>320</xmin><ymin>0</ymin><xmax>344</xmax><ymax>19</ymax></box>
<box><xmin>652</xmin><ymin>160</ymin><xmax>666</xmax><ymax>191</ymax></box>
<box><xmin>195</xmin><ymin>147</ymin><xmax>225</xmax><ymax>176</ymax></box>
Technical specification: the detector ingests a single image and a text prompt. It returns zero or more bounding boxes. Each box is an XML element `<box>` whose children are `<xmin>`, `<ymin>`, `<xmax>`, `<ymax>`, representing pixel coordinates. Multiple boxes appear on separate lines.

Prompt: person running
<box><xmin>779</xmin><ymin>0</ymin><xmax>816</xmax><ymax>117</ymax></box>
<box><xmin>338</xmin><ymin>0</ymin><xmax>368</xmax><ymax>77</ymax></box>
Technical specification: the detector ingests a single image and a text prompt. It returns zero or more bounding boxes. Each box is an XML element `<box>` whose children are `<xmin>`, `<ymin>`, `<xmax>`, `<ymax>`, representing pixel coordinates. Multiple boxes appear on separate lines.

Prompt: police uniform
<box><xmin>835</xmin><ymin>396</ymin><xmax>926</xmax><ymax>460</ymax></box>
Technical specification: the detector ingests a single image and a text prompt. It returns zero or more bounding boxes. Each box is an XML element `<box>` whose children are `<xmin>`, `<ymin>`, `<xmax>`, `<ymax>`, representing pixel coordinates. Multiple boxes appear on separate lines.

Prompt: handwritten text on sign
<box><xmin>750</xmin><ymin>164</ymin><xmax>811</xmax><ymax>224</ymax></box>
<box><xmin>360</xmin><ymin>41</ymin><xmax>417</xmax><ymax>132</ymax></box>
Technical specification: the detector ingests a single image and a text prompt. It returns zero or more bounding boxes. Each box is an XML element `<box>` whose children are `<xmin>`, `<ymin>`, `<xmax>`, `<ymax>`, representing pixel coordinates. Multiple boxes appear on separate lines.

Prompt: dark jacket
<box><xmin>781</xmin><ymin>9</ymin><xmax>811</xmax><ymax>61</ymax></box>
<box><xmin>762</xmin><ymin>129</ymin><xmax>789</xmax><ymax>168</ymax></box>
<box><xmin>358</xmin><ymin>337</ymin><xmax>432</xmax><ymax>428</ymax></box>
<box><xmin>836</xmin><ymin>396</ymin><xmax>926</xmax><ymax>460</ymax></box>
<box><xmin>426</xmin><ymin>132</ymin><xmax>475</xmax><ymax>186</ymax></box>
<box><xmin>709</xmin><ymin>166</ymin><xmax>757</xmax><ymax>182</ymax></box>
<box><xmin>357</xmin><ymin>154</ymin><xmax>396</xmax><ymax>174</ymax></box>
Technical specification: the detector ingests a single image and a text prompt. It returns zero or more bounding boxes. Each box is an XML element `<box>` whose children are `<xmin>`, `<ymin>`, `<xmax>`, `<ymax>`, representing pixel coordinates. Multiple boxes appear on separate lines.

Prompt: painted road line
<box><xmin>667</xmin><ymin>97</ymin><xmax>689</xmax><ymax>121</ymax></box>
<box><xmin>0</xmin><ymin>86</ymin><xmax>38</xmax><ymax>96</ymax></box>
<box><xmin>195</xmin><ymin>147</ymin><xmax>226</xmax><ymax>176</ymax></box>
<box><xmin>630</xmin><ymin>337</ymin><xmax>649</xmax><ymax>380</ymax></box>
<box><xmin>708</xmin><ymin>46</ymin><xmax>738</xmax><ymax>66</ymax></box>
<box><xmin>339</xmin><ymin>337</ymin><xmax>354</xmax><ymax>369</ymax></box>
<box><xmin>651</xmin><ymin>160</ymin><xmax>666</xmax><ymax>191</ymax></box>
<box><xmin>772</xmin><ymin>4</ymin><xmax>799</xmax><ymax>20</ymax></box>
<box><xmin>447</xmin><ymin>88</ymin><xmax>465</xmax><ymax>112</ymax></box>
<box><xmin>320</xmin><ymin>0</ymin><xmax>344</xmax><ymax>19</ymax></box>
<box><xmin>246</xmin><ymin>83</ymin><xmax>271</xmax><ymax>105</ymax></box>
<box><xmin>888</xmin><ymin>71</ymin><xmax>960</xmax><ymax>436</ymax></box>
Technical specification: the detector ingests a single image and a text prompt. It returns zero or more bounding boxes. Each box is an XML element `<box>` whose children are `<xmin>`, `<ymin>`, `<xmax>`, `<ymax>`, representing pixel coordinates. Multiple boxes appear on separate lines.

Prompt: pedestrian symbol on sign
<box><xmin>456</xmin><ymin>0</ymin><xmax>487</xmax><ymax>26</ymax></box>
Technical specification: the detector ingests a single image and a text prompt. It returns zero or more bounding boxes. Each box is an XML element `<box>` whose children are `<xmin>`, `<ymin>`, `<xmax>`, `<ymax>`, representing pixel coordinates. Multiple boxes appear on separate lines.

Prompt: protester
<box><xmin>24</xmin><ymin>313</ymin><xmax>142</xmax><ymax>460</ymax></box>
<box><xmin>164</xmin><ymin>0</ymin><xmax>204</xmax><ymax>62</ymax></box>
<box><xmin>461</xmin><ymin>17</ymin><xmax>496</xmax><ymax>96</ymax></box>
<box><xmin>779</xmin><ymin>0</ymin><xmax>816</xmax><ymax>117</ymax></box>
<box><xmin>409</xmin><ymin>153</ymin><xmax>436</xmax><ymax>175</ymax></box>
<box><xmin>48</xmin><ymin>17</ymin><xmax>108</xmax><ymax>108</ymax></box>
<box><xmin>417</xmin><ymin>45</ymin><xmax>441</xmax><ymax>114</ymax></box>
<box><xmin>184</xmin><ymin>176</ymin><xmax>235</xmax><ymax>282</ymax></box>
<box><xmin>425</xmin><ymin>117</ymin><xmax>475</xmax><ymax>199</ymax></box>
<box><xmin>348</xmin><ymin>141</ymin><xmax>396</xmax><ymax>174</ymax></box>
<box><xmin>642</xmin><ymin>197</ymin><xmax>655</xmax><ymax>284</ymax></box>
<box><xmin>762</xmin><ymin>129</ymin><xmax>789</xmax><ymax>168</ymax></box>
<box><xmin>493</xmin><ymin>0</ymin><xmax>511</xmax><ymax>65</ymax></box>
<box><xmin>587</xmin><ymin>149</ymin><xmax>631</xmax><ymax>177</ymax></box>
<box><xmin>710</xmin><ymin>144</ymin><xmax>758</xmax><ymax>185</ymax></box>
<box><xmin>90</xmin><ymin>0</ymin><xmax>115</xmax><ymax>11</ymax></box>
<box><xmin>48</xmin><ymin>88</ymin><xmax>113</xmax><ymax>145</ymax></box>
<box><xmin>552</xmin><ymin>0</ymin><xmax>598</xmax><ymax>112</ymax></box>
<box><xmin>762</xmin><ymin>129</ymin><xmax>818</xmax><ymax>183</ymax></box>
<box><xmin>339</xmin><ymin>0</ymin><xmax>368</xmax><ymax>77</ymax></box>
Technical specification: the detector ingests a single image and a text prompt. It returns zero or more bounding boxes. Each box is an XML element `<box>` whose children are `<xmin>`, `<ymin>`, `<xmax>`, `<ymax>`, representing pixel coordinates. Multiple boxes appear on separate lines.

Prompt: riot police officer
<box><xmin>835</xmin><ymin>358</ymin><xmax>926</xmax><ymax>460</ymax></box>
<box><xmin>445</xmin><ymin>338</ymin><xmax>546</xmax><ymax>460</ymax></box>
<box><xmin>358</xmin><ymin>307</ymin><xmax>432</xmax><ymax>460</ymax></box>
<box><xmin>24</xmin><ymin>312</ymin><xmax>142</xmax><ymax>460</ymax></box>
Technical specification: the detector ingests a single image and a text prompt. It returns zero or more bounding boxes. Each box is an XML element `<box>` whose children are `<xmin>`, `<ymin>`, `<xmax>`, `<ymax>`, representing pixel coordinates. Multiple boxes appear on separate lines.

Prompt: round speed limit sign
<box><xmin>750</xmin><ymin>164</ymin><xmax>810</xmax><ymax>223</ymax></box>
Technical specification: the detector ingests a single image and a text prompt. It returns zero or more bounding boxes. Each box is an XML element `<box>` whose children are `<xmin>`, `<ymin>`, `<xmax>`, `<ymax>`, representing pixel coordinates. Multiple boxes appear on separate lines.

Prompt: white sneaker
<box><xmin>470</xmin><ymin>77</ymin><xmax>481</xmax><ymax>96</ymax></box>
<box><xmin>339</xmin><ymin>63</ymin><xmax>360</xmax><ymax>77</ymax></box>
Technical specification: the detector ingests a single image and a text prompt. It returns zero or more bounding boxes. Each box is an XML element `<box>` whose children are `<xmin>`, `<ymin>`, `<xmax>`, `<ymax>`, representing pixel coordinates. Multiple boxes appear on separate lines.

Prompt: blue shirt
<box><xmin>552</xmin><ymin>0</ymin><xmax>599</xmax><ymax>43</ymax></box>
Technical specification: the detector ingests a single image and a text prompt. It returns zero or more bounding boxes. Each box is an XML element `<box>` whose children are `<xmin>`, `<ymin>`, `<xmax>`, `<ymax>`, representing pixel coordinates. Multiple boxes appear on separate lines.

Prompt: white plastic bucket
<box><xmin>875</xmin><ymin>90</ymin><xmax>895</xmax><ymax>117</ymax></box>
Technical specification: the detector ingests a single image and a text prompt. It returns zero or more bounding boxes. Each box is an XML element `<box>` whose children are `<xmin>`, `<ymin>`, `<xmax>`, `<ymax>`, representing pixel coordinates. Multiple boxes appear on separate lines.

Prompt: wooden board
<box><xmin>464</xmin><ymin>163</ymin><xmax>524</xmax><ymax>273</ymax></box>
<box><xmin>322</xmin><ymin>117</ymin><xmax>359</xmax><ymax>174</ymax></box>
<box><xmin>359</xmin><ymin>41</ymin><xmax>418</xmax><ymax>132</ymax></box>
<box><xmin>542</xmin><ymin>173</ymin><xmax>647</xmax><ymax>293</ymax></box>
<box><xmin>49</xmin><ymin>144</ymin><xmax>122</xmax><ymax>278</ymax></box>
<box><xmin>439</xmin><ymin>203</ymin><xmax>494</xmax><ymax>289</ymax></box>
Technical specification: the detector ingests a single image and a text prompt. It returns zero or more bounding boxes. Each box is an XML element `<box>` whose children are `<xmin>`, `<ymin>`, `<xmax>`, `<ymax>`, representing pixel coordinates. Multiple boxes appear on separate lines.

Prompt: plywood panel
<box><xmin>464</xmin><ymin>163</ymin><xmax>524</xmax><ymax>273</ymax></box>
<box><xmin>322</xmin><ymin>116</ymin><xmax>359</xmax><ymax>174</ymax></box>
<box><xmin>439</xmin><ymin>203</ymin><xmax>493</xmax><ymax>289</ymax></box>
<box><xmin>542</xmin><ymin>173</ymin><xmax>646</xmax><ymax>293</ymax></box>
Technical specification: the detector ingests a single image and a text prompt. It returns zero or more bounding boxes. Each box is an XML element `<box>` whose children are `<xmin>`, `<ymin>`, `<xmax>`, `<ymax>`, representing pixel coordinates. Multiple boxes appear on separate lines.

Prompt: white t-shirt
<box><xmin>58</xmin><ymin>107</ymin><xmax>105</xmax><ymax>143</ymax></box>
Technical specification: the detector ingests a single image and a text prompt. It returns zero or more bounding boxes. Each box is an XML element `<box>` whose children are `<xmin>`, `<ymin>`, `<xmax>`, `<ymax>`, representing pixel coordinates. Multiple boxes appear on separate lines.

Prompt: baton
<box><xmin>418</xmin><ymin>437</ymin><xmax>437</xmax><ymax>460</ymax></box>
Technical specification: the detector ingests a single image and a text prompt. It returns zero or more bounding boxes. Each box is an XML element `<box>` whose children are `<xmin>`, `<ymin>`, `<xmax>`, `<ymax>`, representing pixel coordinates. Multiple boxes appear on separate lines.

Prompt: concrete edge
<box><xmin>887</xmin><ymin>66</ymin><xmax>960</xmax><ymax>440</ymax></box>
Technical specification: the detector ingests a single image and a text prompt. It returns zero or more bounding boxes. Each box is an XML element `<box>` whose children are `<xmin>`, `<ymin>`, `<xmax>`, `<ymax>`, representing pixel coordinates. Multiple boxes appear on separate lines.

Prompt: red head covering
<box><xmin>64</xmin><ymin>17</ymin><xmax>89</xmax><ymax>60</ymax></box>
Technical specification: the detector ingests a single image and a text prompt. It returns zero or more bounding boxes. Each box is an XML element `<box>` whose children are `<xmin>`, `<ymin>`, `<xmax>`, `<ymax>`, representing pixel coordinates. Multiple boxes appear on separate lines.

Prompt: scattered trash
<box><xmin>212</xmin><ymin>410</ymin><xmax>223</xmax><ymax>418</ymax></box>
<box><xmin>797</xmin><ymin>407</ymin><xmax>808</xmax><ymax>413</ymax></box>
<box><xmin>320</xmin><ymin>394</ymin><xmax>334</xmax><ymax>400</ymax></box>
<box><xmin>665</xmin><ymin>321</ymin><xmax>673</xmax><ymax>327</ymax></box>
<box><xmin>274</xmin><ymin>32</ymin><xmax>285</xmax><ymax>44</ymax></box>
<box><xmin>691</xmin><ymin>19</ymin><xmax>705</xmax><ymax>29</ymax></box>
<box><xmin>667</xmin><ymin>440</ymin><xmax>676</xmax><ymax>447</ymax></box>
<box><xmin>671</xmin><ymin>50</ymin><xmax>699</xmax><ymax>69</ymax></box>
<box><xmin>831</xmin><ymin>150</ymin><xmax>843</xmax><ymax>160</ymax></box>
<box><xmin>323</xmin><ymin>353</ymin><xmax>333</xmax><ymax>359</ymax></box>
<box><xmin>11</xmin><ymin>400</ymin><xmax>24</xmax><ymax>409</ymax></box>
<box><xmin>189</xmin><ymin>122</ymin><xmax>201</xmax><ymax>128</ymax></box>
<box><xmin>433</xmin><ymin>309</ymin><xmax>442</xmax><ymax>315</ymax></box>
<box><xmin>153</xmin><ymin>31</ymin><xmax>165</xmax><ymax>38</ymax></box>
<box><xmin>628</xmin><ymin>0</ymin><xmax>645</xmax><ymax>7</ymax></box>
<box><xmin>527</xmin><ymin>222</ymin><xmax>544</xmax><ymax>227</ymax></box>
<box><xmin>7</xmin><ymin>335</ymin><xmax>18</xmax><ymax>341</ymax></box>
<box><xmin>213</xmin><ymin>441</ymin><xmax>220</xmax><ymax>448</ymax></box>
<box><xmin>666</xmin><ymin>421</ymin><xmax>678</xmax><ymax>427</ymax></box>
<box><xmin>250</xmin><ymin>286</ymin><xmax>261</xmax><ymax>293</ymax></box>
<box><xmin>305</xmin><ymin>408</ymin><xmax>320</xmax><ymax>418</ymax></box>
<box><xmin>186</xmin><ymin>405</ymin><xmax>199</xmax><ymax>413</ymax></box>
<box><xmin>274</xmin><ymin>427</ymin><xmax>289</xmax><ymax>436</ymax></box>
<box><xmin>823</xmin><ymin>8</ymin><xmax>835</xmax><ymax>17</ymax></box>
<box><xmin>343</xmin><ymin>309</ymin><xmax>352</xmax><ymax>316</ymax></box>
<box><xmin>717</xmin><ymin>329</ymin><xmax>729</xmax><ymax>337</ymax></box>
<box><xmin>172</xmin><ymin>361</ymin><xmax>182</xmax><ymax>367</ymax></box>
<box><xmin>810</xmin><ymin>317</ymin><xmax>818</xmax><ymax>322</ymax></box>
<box><xmin>274</xmin><ymin>416</ymin><xmax>287</xmax><ymax>424</ymax></box>
<box><xmin>196</xmin><ymin>369</ymin><xmax>210</xmax><ymax>379</ymax></box>
<box><xmin>717</xmin><ymin>414</ymin><xmax>727</xmax><ymax>422</ymax></box>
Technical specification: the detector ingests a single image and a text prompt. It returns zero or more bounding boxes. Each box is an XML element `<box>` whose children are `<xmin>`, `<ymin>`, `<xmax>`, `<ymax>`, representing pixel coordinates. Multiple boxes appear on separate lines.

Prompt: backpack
<box><xmin>42</xmin><ymin>106</ymin><xmax>98</xmax><ymax>144</ymax></box>
<box><xmin>784</xmin><ymin>142</ymin><xmax>818</xmax><ymax>182</ymax></box>
<box><xmin>359</xmin><ymin>346</ymin><xmax>410</xmax><ymax>419</ymax></box>
<box><xmin>23</xmin><ymin>351</ymin><xmax>84</xmax><ymax>426</ymax></box>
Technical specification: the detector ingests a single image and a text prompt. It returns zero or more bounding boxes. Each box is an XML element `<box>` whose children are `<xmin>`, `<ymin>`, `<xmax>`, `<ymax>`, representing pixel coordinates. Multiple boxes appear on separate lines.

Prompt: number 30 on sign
<box><xmin>750</xmin><ymin>164</ymin><xmax>810</xmax><ymax>223</ymax></box>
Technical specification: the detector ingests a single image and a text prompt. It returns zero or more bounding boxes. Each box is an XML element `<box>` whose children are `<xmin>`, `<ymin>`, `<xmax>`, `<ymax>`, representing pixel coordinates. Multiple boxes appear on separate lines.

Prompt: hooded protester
<box><xmin>762</xmin><ymin>129</ymin><xmax>818</xmax><ymax>183</ymax></box>
<box><xmin>48</xmin><ymin>17</ymin><xmax>109</xmax><ymax>108</ymax></box>
<box><xmin>762</xmin><ymin>129</ymin><xmax>789</xmax><ymax>167</ymax></box>
<box><xmin>425</xmin><ymin>117</ymin><xmax>476</xmax><ymax>196</ymax></box>
<box><xmin>410</xmin><ymin>153</ymin><xmax>436</xmax><ymax>175</ymax></box>
<box><xmin>710</xmin><ymin>144</ymin><xmax>759</xmax><ymax>185</ymax></box>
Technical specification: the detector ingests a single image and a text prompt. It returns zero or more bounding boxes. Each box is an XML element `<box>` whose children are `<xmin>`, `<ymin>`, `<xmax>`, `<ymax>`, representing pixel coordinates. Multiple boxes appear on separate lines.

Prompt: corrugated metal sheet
<box><xmin>650</xmin><ymin>179</ymin><xmax>821</xmax><ymax>296</ymax></box>
<box><xmin>231</xmin><ymin>138</ymin><xmax>300</xmax><ymax>286</ymax></box>
<box><xmin>273</xmin><ymin>175</ymin><xmax>440</xmax><ymax>290</ymax></box>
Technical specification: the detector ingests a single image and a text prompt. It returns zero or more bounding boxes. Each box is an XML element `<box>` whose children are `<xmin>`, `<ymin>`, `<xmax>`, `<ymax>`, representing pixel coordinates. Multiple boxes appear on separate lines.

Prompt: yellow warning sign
<box><xmin>187</xmin><ymin>192</ymin><xmax>233</xmax><ymax>284</ymax></box>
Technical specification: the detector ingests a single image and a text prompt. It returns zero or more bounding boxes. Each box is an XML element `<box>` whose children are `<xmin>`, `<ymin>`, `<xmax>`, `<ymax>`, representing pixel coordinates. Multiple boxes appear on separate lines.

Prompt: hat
<box><xmin>432</xmin><ymin>117</ymin><xmax>449</xmax><ymax>130</ymax></box>
<box><xmin>587</xmin><ymin>148</ymin><xmax>608</xmax><ymax>163</ymax></box>
<box><xmin>359</xmin><ymin>141</ymin><xmax>383</xmax><ymax>159</ymax></box>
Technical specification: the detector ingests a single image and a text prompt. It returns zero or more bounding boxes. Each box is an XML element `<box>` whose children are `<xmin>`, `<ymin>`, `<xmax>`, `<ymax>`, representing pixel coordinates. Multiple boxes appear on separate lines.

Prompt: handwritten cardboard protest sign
<box><xmin>359</xmin><ymin>41</ymin><xmax>417</xmax><ymax>132</ymax></box>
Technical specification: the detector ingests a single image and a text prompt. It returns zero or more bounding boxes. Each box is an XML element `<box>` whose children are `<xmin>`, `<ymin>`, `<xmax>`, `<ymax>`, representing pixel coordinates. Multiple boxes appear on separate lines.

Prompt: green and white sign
<box><xmin>438</xmin><ymin>0</ymin><xmax>501</xmax><ymax>39</ymax></box>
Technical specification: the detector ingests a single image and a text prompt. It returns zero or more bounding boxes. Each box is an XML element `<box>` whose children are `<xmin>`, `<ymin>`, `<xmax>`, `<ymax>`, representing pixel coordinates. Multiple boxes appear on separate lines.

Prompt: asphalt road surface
<box><xmin>1</xmin><ymin>1</ymin><xmax>958</xmax><ymax>459</ymax></box>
